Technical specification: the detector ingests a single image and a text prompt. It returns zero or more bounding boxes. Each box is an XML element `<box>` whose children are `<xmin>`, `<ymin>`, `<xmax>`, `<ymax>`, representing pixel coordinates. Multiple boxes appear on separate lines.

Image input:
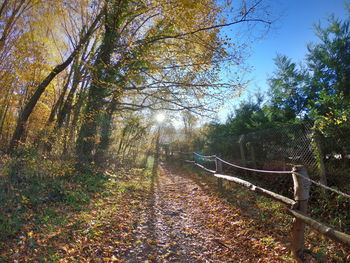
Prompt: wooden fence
<box><xmin>176</xmin><ymin>152</ymin><xmax>350</xmax><ymax>263</ymax></box>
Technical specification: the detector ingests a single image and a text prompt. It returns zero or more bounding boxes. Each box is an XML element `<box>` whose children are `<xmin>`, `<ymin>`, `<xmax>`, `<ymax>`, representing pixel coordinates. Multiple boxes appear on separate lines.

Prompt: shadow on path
<box><xmin>122</xmin><ymin>162</ymin><xmax>293</xmax><ymax>263</ymax></box>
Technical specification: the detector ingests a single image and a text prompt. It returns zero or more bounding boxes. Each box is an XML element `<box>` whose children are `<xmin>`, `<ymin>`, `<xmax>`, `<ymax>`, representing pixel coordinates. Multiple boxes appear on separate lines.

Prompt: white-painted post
<box><xmin>291</xmin><ymin>165</ymin><xmax>311</xmax><ymax>263</ymax></box>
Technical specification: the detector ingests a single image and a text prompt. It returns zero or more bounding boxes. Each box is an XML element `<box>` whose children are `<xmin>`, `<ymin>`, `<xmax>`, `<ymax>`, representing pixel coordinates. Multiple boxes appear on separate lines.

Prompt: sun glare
<box><xmin>155</xmin><ymin>113</ymin><xmax>165</xmax><ymax>123</ymax></box>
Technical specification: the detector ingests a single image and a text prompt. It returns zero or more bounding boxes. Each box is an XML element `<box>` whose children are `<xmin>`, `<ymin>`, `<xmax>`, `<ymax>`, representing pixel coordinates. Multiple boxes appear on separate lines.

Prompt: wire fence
<box><xmin>186</xmin><ymin>122</ymin><xmax>350</xmax><ymax>195</ymax></box>
<box><xmin>170</xmin><ymin>122</ymin><xmax>350</xmax><ymax>233</ymax></box>
<box><xmin>192</xmin><ymin>152</ymin><xmax>350</xmax><ymax>200</ymax></box>
<box><xmin>181</xmin><ymin>151</ymin><xmax>350</xmax><ymax>251</ymax></box>
<box><xmin>206</xmin><ymin>122</ymin><xmax>317</xmax><ymax>175</ymax></box>
<box><xmin>182</xmin><ymin>152</ymin><xmax>350</xmax><ymax>252</ymax></box>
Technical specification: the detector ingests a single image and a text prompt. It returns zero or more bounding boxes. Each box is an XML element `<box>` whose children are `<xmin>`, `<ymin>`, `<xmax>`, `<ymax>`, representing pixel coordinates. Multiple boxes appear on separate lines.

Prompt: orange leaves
<box><xmin>102</xmin><ymin>255</ymin><xmax>120</xmax><ymax>262</ymax></box>
<box><xmin>160</xmin><ymin>163</ymin><xmax>295</xmax><ymax>262</ymax></box>
<box><xmin>0</xmin><ymin>161</ymin><xmax>297</xmax><ymax>262</ymax></box>
<box><xmin>0</xmin><ymin>168</ymin><xmax>150</xmax><ymax>262</ymax></box>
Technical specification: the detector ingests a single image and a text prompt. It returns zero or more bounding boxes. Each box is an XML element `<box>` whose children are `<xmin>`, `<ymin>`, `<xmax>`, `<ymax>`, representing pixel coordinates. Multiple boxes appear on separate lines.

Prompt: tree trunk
<box><xmin>76</xmin><ymin>1</ymin><xmax>126</xmax><ymax>165</ymax></box>
<box><xmin>7</xmin><ymin>11</ymin><xmax>102</xmax><ymax>153</ymax></box>
<box><xmin>66</xmin><ymin>79</ymin><xmax>89</xmax><ymax>155</ymax></box>
<box><xmin>55</xmin><ymin>36</ymin><xmax>94</xmax><ymax>130</ymax></box>
<box><xmin>0</xmin><ymin>88</ymin><xmax>11</xmax><ymax>138</ymax></box>
<box><xmin>75</xmin><ymin>63</ymin><xmax>112</xmax><ymax>163</ymax></box>
<box><xmin>94</xmin><ymin>95</ymin><xmax>120</xmax><ymax>164</ymax></box>
<box><xmin>47</xmin><ymin>66</ymin><xmax>74</xmax><ymax>123</ymax></box>
<box><xmin>56</xmin><ymin>65</ymin><xmax>84</xmax><ymax>129</ymax></box>
<box><xmin>61</xmin><ymin>109</ymin><xmax>72</xmax><ymax>157</ymax></box>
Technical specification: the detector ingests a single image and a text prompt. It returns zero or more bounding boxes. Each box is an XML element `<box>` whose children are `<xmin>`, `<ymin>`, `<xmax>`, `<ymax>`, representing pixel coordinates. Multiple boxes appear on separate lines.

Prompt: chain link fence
<box><xmin>171</xmin><ymin>121</ymin><xmax>350</xmax><ymax>191</ymax></box>
<box><xmin>195</xmin><ymin>122</ymin><xmax>349</xmax><ymax>187</ymax></box>
<box><xmin>170</xmin><ymin>121</ymin><xmax>350</xmax><ymax>232</ymax></box>
<box><xmin>212</xmin><ymin>123</ymin><xmax>316</xmax><ymax>171</ymax></box>
<box><xmin>171</xmin><ymin>123</ymin><xmax>350</xmax><ymax>232</ymax></box>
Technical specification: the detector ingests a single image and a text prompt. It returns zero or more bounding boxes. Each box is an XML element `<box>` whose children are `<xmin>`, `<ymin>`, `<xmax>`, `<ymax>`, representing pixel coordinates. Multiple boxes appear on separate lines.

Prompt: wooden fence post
<box><xmin>291</xmin><ymin>165</ymin><xmax>311</xmax><ymax>263</ymax></box>
<box><xmin>216</xmin><ymin>156</ymin><xmax>223</xmax><ymax>192</ymax></box>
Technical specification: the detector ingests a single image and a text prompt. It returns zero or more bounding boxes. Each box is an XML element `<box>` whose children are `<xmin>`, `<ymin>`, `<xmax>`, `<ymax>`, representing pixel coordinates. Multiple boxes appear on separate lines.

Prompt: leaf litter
<box><xmin>1</xmin><ymin>163</ymin><xmax>297</xmax><ymax>262</ymax></box>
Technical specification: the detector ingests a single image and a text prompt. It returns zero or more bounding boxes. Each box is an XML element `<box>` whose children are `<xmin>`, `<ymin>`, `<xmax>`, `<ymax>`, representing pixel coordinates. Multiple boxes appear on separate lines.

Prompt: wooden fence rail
<box><xmin>177</xmin><ymin>151</ymin><xmax>350</xmax><ymax>262</ymax></box>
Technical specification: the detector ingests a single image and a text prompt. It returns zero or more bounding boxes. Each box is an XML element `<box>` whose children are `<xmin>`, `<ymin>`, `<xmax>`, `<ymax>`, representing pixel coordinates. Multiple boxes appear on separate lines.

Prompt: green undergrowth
<box><xmin>0</xmin><ymin>152</ymin><xmax>98</xmax><ymax>241</ymax></box>
<box><xmin>170</xmin><ymin>159</ymin><xmax>350</xmax><ymax>263</ymax></box>
<box><xmin>0</xmin><ymin>146</ymin><xmax>154</xmax><ymax>247</ymax></box>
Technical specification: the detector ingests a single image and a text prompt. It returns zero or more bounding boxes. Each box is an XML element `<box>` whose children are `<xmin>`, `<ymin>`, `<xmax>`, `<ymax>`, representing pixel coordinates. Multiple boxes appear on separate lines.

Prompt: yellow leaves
<box><xmin>178</xmin><ymin>0</ymin><xmax>196</xmax><ymax>9</ymax></box>
<box><xmin>61</xmin><ymin>245</ymin><xmax>76</xmax><ymax>254</ymax></box>
<box><xmin>260</xmin><ymin>236</ymin><xmax>275</xmax><ymax>246</ymax></box>
<box><xmin>157</xmin><ymin>0</ymin><xmax>218</xmax><ymax>35</ymax></box>
<box><xmin>320</xmin><ymin>108</ymin><xmax>349</xmax><ymax>131</ymax></box>
<box><xmin>28</xmin><ymin>231</ymin><xmax>34</xmax><ymax>238</ymax></box>
<box><xmin>21</xmin><ymin>195</ymin><xmax>31</xmax><ymax>206</ymax></box>
<box><xmin>163</xmin><ymin>251</ymin><xmax>172</xmax><ymax>258</ymax></box>
<box><xmin>103</xmin><ymin>255</ymin><xmax>120</xmax><ymax>262</ymax></box>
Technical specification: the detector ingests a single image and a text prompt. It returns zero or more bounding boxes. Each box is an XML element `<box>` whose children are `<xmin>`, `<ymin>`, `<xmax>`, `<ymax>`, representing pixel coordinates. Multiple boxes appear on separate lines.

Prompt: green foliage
<box><xmin>203</xmin><ymin>93</ymin><xmax>299</xmax><ymax>157</ymax></box>
<box><xmin>226</xmin><ymin>94</ymin><xmax>272</xmax><ymax>134</ymax></box>
<box><xmin>309</xmin><ymin>186</ymin><xmax>350</xmax><ymax>232</ymax></box>
<box><xmin>173</xmin><ymin>11</ymin><xmax>350</xmax><ymax>250</ymax></box>
<box><xmin>268</xmin><ymin>10</ymin><xmax>350</xmax><ymax>131</ymax></box>
<box><xmin>0</xmin><ymin>146</ymin><xmax>108</xmax><ymax>241</ymax></box>
<box><xmin>268</xmin><ymin>55</ymin><xmax>309</xmax><ymax>120</ymax></box>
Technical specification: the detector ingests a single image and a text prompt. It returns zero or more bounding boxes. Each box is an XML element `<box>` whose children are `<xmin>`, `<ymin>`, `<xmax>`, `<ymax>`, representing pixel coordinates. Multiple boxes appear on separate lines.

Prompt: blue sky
<box><xmin>218</xmin><ymin>0</ymin><xmax>348</xmax><ymax>121</ymax></box>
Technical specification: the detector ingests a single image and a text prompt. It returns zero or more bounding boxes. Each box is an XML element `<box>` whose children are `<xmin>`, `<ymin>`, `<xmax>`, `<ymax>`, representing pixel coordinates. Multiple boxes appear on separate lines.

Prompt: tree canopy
<box><xmin>0</xmin><ymin>0</ymin><xmax>272</xmax><ymax>167</ymax></box>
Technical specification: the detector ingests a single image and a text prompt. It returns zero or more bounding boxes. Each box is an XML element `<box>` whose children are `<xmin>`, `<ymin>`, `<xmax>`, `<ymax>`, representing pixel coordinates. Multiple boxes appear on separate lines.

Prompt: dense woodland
<box><xmin>0</xmin><ymin>0</ymin><xmax>270</xmax><ymax>236</ymax></box>
<box><xmin>0</xmin><ymin>0</ymin><xmax>350</xmax><ymax>261</ymax></box>
<box><xmin>0</xmin><ymin>0</ymin><xmax>271</xmax><ymax>160</ymax></box>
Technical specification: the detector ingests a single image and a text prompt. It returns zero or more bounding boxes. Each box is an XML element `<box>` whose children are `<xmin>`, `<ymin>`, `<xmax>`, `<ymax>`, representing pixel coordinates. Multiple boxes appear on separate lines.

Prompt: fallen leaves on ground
<box><xmin>3</xmin><ymin>162</ymin><xmax>340</xmax><ymax>262</ymax></box>
<box><xmin>0</xmin><ymin>172</ymin><xmax>149</xmax><ymax>262</ymax></box>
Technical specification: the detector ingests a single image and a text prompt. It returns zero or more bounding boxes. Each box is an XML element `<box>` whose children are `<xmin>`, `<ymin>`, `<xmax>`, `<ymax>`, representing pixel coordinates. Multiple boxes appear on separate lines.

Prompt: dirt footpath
<box><xmin>122</xmin><ymin>162</ymin><xmax>291</xmax><ymax>263</ymax></box>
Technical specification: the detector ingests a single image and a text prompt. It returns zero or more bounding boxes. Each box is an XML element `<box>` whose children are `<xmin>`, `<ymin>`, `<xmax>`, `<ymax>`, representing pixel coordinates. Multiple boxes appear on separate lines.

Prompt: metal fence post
<box><xmin>239</xmin><ymin>135</ymin><xmax>246</xmax><ymax>165</ymax></box>
<box><xmin>313</xmin><ymin>132</ymin><xmax>327</xmax><ymax>186</ymax></box>
<box><xmin>239</xmin><ymin>135</ymin><xmax>247</xmax><ymax>176</ymax></box>
<box><xmin>247</xmin><ymin>142</ymin><xmax>257</xmax><ymax>176</ymax></box>
<box><xmin>215</xmin><ymin>156</ymin><xmax>223</xmax><ymax>192</ymax></box>
<box><xmin>291</xmin><ymin>165</ymin><xmax>311</xmax><ymax>263</ymax></box>
<box><xmin>250</xmin><ymin>143</ymin><xmax>257</xmax><ymax>169</ymax></box>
